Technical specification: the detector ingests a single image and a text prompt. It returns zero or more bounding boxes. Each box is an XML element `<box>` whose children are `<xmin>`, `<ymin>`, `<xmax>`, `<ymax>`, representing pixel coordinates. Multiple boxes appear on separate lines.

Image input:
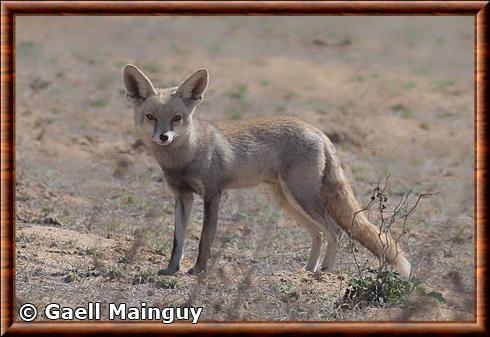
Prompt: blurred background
<box><xmin>15</xmin><ymin>16</ymin><xmax>474</xmax><ymax>321</ymax></box>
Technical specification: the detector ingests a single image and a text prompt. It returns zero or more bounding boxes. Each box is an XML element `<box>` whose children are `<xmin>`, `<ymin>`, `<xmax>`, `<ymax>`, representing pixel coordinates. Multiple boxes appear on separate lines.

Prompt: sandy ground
<box><xmin>15</xmin><ymin>16</ymin><xmax>474</xmax><ymax>321</ymax></box>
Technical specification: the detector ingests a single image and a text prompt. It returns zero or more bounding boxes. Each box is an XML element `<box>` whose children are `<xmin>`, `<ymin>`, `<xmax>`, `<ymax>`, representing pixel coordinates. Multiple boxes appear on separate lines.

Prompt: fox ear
<box><xmin>175</xmin><ymin>69</ymin><xmax>208</xmax><ymax>103</ymax></box>
<box><xmin>123</xmin><ymin>64</ymin><xmax>157</xmax><ymax>100</ymax></box>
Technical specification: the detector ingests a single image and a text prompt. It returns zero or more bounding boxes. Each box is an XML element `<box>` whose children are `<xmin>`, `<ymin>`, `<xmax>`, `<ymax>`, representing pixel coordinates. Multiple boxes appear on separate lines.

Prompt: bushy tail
<box><xmin>321</xmin><ymin>143</ymin><xmax>412</xmax><ymax>279</ymax></box>
<box><xmin>345</xmin><ymin>208</ymin><xmax>411</xmax><ymax>279</ymax></box>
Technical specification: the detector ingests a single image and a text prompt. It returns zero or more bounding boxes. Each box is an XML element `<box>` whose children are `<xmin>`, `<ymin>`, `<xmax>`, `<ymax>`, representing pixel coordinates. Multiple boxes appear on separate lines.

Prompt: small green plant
<box><xmin>142</xmin><ymin>62</ymin><xmax>160</xmax><ymax>74</ymax></box>
<box><xmin>294</xmin><ymin>251</ymin><xmax>309</xmax><ymax>263</ymax></box>
<box><xmin>413</xmin><ymin>282</ymin><xmax>447</xmax><ymax>304</ymax></box>
<box><xmin>106</xmin><ymin>219</ymin><xmax>121</xmax><ymax>234</ymax></box>
<box><xmin>82</xmin><ymin>247</ymin><xmax>102</xmax><ymax>258</ymax></box>
<box><xmin>132</xmin><ymin>271</ymin><xmax>179</xmax><ymax>289</ymax></box>
<box><xmin>275</xmin><ymin>281</ymin><xmax>299</xmax><ymax>301</ymax></box>
<box><xmin>383</xmin><ymin>83</ymin><xmax>399</xmax><ymax>97</ymax></box>
<box><xmin>41</xmin><ymin>206</ymin><xmax>54</xmax><ymax>215</ymax></box>
<box><xmin>18</xmin><ymin>41</ymin><xmax>38</xmax><ymax>55</ymax></box>
<box><xmin>230</xmin><ymin>105</ymin><xmax>245</xmax><ymax>120</ymax></box>
<box><xmin>16</xmin><ymin>233</ymin><xmax>36</xmax><ymax>244</ymax></box>
<box><xmin>402</xmin><ymin>81</ymin><xmax>416</xmax><ymax>89</ymax></box>
<box><xmin>339</xmin><ymin>269</ymin><xmax>410</xmax><ymax>308</ymax></box>
<box><xmin>220</xmin><ymin>232</ymin><xmax>240</xmax><ymax>245</ymax></box>
<box><xmin>156</xmin><ymin>277</ymin><xmax>179</xmax><ymax>289</ymax></box>
<box><xmin>89</xmin><ymin>97</ymin><xmax>110</xmax><ymax>108</ymax></box>
<box><xmin>230</xmin><ymin>84</ymin><xmax>248</xmax><ymax>101</ymax></box>
<box><xmin>355</xmin><ymin>75</ymin><xmax>364</xmax><ymax>82</ymax></box>
<box><xmin>338</xmin><ymin>177</ymin><xmax>437</xmax><ymax>311</ymax></box>
<box><xmin>451</xmin><ymin>227</ymin><xmax>465</xmax><ymax>244</ymax></box>
<box><xmin>228</xmin><ymin>83</ymin><xmax>250</xmax><ymax>119</ymax></box>
<box><xmin>207</xmin><ymin>45</ymin><xmax>222</xmax><ymax>57</ymax></box>
<box><xmin>444</xmin><ymin>170</ymin><xmax>454</xmax><ymax>177</ymax></box>
<box><xmin>391</xmin><ymin>103</ymin><xmax>412</xmax><ymax>119</ymax></box>
<box><xmin>132</xmin><ymin>270</ymin><xmax>159</xmax><ymax>285</ymax></box>
<box><xmin>64</xmin><ymin>270</ymin><xmax>82</xmax><ymax>283</ymax></box>
<box><xmin>256</xmin><ymin>204</ymin><xmax>282</xmax><ymax>224</ymax></box>
<box><xmin>431</xmin><ymin>79</ymin><xmax>455</xmax><ymax>91</ymax></box>
<box><xmin>105</xmin><ymin>267</ymin><xmax>124</xmax><ymax>280</ymax></box>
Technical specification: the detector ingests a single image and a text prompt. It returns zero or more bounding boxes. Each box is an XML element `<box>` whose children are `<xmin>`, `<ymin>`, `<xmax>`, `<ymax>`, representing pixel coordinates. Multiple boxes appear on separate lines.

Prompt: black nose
<box><xmin>159</xmin><ymin>134</ymin><xmax>169</xmax><ymax>142</ymax></box>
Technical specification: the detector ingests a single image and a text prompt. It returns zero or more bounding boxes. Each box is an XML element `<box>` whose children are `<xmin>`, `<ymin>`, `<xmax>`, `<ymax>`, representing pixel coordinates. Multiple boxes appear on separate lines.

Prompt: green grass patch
<box><xmin>18</xmin><ymin>41</ymin><xmax>38</xmax><ymax>55</ymax></box>
<box><xmin>256</xmin><ymin>204</ymin><xmax>282</xmax><ymax>225</ymax></box>
<box><xmin>132</xmin><ymin>270</ymin><xmax>159</xmax><ymax>285</ymax></box>
<box><xmin>402</xmin><ymin>81</ymin><xmax>416</xmax><ymax>89</ymax></box>
<box><xmin>133</xmin><ymin>270</ymin><xmax>179</xmax><ymax>289</ymax></box>
<box><xmin>431</xmin><ymin>79</ymin><xmax>455</xmax><ymax>91</ymax></box>
<box><xmin>391</xmin><ymin>104</ymin><xmax>413</xmax><ymax>119</ymax></box>
<box><xmin>89</xmin><ymin>97</ymin><xmax>110</xmax><ymax>108</ymax></box>
<box><xmin>156</xmin><ymin>277</ymin><xmax>179</xmax><ymax>289</ymax></box>
<box><xmin>338</xmin><ymin>269</ymin><xmax>410</xmax><ymax>308</ymax></box>
<box><xmin>64</xmin><ymin>270</ymin><xmax>83</xmax><ymax>283</ymax></box>
<box><xmin>230</xmin><ymin>84</ymin><xmax>248</xmax><ymax>101</ymax></box>
<box><xmin>142</xmin><ymin>62</ymin><xmax>160</xmax><ymax>74</ymax></box>
<box><xmin>383</xmin><ymin>83</ymin><xmax>398</xmax><ymax>97</ymax></box>
<box><xmin>105</xmin><ymin>267</ymin><xmax>124</xmax><ymax>280</ymax></box>
<box><xmin>230</xmin><ymin>105</ymin><xmax>245</xmax><ymax>120</ymax></box>
<box><xmin>337</xmin><ymin>270</ymin><xmax>447</xmax><ymax>310</ymax></box>
<box><xmin>274</xmin><ymin>281</ymin><xmax>299</xmax><ymax>301</ymax></box>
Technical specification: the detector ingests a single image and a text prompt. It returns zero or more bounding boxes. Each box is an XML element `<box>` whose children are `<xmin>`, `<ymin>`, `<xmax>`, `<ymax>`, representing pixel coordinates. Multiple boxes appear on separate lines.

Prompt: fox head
<box><xmin>123</xmin><ymin>65</ymin><xmax>208</xmax><ymax>146</ymax></box>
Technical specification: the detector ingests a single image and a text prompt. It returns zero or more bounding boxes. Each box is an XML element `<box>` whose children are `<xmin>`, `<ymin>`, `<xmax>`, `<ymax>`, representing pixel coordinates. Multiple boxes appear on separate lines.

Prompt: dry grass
<box><xmin>15</xmin><ymin>16</ymin><xmax>474</xmax><ymax>321</ymax></box>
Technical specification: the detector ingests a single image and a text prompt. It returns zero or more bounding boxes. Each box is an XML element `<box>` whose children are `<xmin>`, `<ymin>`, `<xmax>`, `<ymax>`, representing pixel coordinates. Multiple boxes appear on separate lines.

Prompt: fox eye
<box><xmin>172</xmin><ymin>115</ymin><xmax>182</xmax><ymax>122</ymax></box>
<box><xmin>145</xmin><ymin>114</ymin><xmax>155</xmax><ymax>121</ymax></box>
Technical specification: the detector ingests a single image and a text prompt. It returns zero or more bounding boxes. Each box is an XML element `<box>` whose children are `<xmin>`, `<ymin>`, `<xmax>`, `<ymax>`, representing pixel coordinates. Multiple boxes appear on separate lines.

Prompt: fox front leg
<box><xmin>159</xmin><ymin>191</ymin><xmax>194</xmax><ymax>275</ymax></box>
<box><xmin>188</xmin><ymin>193</ymin><xmax>221</xmax><ymax>275</ymax></box>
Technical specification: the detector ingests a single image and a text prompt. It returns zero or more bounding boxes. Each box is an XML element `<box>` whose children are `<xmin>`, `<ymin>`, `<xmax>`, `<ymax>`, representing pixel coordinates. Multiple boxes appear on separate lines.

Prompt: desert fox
<box><xmin>122</xmin><ymin>65</ymin><xmax>412</xmax><ymax>279</ymax></box>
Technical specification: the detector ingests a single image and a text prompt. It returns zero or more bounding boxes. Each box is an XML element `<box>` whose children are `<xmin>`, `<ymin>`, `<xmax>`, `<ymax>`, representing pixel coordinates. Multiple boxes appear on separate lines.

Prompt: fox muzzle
<box><xmin>153</xmin><ymin>131</ymin><xmax>175</xmax><ymax>146</ymax></box>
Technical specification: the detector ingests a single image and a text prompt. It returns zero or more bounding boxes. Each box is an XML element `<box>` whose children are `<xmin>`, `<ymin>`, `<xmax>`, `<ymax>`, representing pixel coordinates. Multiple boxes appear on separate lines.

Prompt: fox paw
<box><xmin>187</xmin><ymin>266</ymin><xmax>206</xmax><ymax>275</ymax></box>
<box><xmin>158</xmin><ymin>267</ymin><xmax>179</xmax><ymax>276</ymax></box>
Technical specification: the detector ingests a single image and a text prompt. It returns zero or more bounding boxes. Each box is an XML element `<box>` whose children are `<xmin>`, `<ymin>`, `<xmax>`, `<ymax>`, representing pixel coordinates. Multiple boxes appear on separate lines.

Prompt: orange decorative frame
<box><xmin>1</xmin><ymin>1</ymin><xmax>488</xmax><ymax>336</ymax></box>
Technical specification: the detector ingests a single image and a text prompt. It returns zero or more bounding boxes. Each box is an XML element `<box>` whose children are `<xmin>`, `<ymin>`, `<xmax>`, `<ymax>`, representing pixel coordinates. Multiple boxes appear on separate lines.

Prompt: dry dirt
<box><xmin>15</xmin><ymin>16</ymin><xmax>474</xmax><ymax>321</ymax></box>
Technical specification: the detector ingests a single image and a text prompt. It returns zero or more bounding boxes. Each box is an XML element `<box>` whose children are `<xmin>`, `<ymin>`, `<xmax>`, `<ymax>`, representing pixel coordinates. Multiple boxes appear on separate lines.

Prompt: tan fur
<box><xmin>122</xmin><ymin>65</ymin><xmax>412</xmax><ymax>279</ymax></box>
<box><xmin>319</xmin><ymin>139</ymin><xmax>411</xmax><ymax>277</ymax></box>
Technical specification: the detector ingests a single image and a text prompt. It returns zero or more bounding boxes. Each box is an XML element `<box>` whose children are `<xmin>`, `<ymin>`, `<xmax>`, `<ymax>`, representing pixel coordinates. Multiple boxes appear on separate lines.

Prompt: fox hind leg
<box><xmin>278</xmin><ymin>173</ymin><xmax>343</xmax><ymax>273</ymax></box>
<box><xmin>269</xmin><ymin>183</ymin><xmax>323</xmax><ymax>272</ymax></box>
<box><xmin>320</xmin><ymin>223</ymin><xmax>342</xmax><ymax>272</ymax></box>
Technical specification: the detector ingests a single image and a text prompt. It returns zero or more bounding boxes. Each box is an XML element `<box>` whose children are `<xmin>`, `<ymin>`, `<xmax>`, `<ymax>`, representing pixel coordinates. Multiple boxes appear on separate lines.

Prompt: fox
<box><xmin>122</xmin><ymin>64</ymin><xmax>412</xmax><ymax>279</ymax></box>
